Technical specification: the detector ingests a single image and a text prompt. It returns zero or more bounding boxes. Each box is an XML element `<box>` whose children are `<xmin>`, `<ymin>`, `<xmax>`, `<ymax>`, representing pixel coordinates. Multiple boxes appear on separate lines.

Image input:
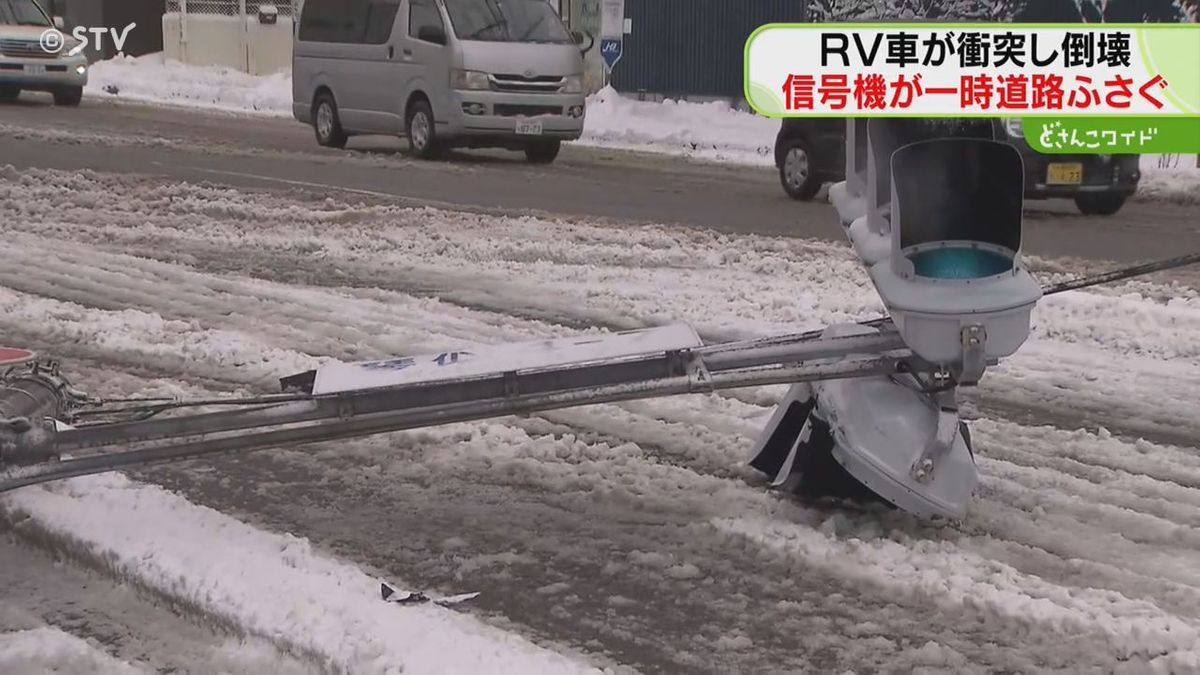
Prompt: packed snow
<box><xmin>2</xmin><ymin>167</ymin><xmax>1199</xmax><ymax>671</ymax></box>
<box><xmin>86</xmin><ymin>53</ymin><xmax>291</xmax><ymax>116</ymax></box>
<box><xmin>0</xmin><ymin>627</ymin><xmax>142</xmax><ymax>675</ymax></box>
<box><xmin>3</xmin><ymin>475</ymin><xmax>597</xmax><ymax>675</ymax></box>
<box><xmin>83</xmin><ymin>54</ymin><xmax>1199</xmax><ymax>203</ymax></box>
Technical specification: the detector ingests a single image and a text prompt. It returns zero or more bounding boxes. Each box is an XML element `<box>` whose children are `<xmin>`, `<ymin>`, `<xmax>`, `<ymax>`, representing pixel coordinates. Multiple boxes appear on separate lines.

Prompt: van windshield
<box><xmin>443</xmin><ymin>0</ymin><xmax>570</xmax><ymax>44</ymax></box>
<box><xmin>0</xmin><ymin>0</ymin><xmax>51</xmax><ymax>26</ymax></box>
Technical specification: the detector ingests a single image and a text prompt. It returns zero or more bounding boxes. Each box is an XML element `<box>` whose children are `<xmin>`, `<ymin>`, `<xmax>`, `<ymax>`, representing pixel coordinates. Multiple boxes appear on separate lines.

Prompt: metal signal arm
<box><xmin>0</xmin><ymin>330</ymin><xmax>910</xmax><ymax>493</ymax></box>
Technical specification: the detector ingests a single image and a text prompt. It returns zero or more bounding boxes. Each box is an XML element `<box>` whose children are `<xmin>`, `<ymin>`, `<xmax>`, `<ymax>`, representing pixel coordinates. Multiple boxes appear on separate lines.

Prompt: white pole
<box><xmin>180</xmin><ymin>0</ymin><xmax>188</xmax><ymax>64</ymax></box>
<box><xmin>239</xmin><ymin>0</ymin><xmax>249</xmax><ymax>73</ymax></box>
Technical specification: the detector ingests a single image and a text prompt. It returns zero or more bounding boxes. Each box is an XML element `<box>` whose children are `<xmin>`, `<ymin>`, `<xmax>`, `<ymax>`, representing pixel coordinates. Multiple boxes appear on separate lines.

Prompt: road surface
<box><xmin>1</xmin><ymin>95</ymin><xmax>1199</xmax><ymax>673</ymax></box>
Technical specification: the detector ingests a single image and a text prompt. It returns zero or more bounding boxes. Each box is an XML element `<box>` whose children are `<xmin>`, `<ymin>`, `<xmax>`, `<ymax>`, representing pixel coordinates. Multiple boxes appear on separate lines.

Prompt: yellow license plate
<box><xmin>1047</xmin><ymin>163</ymin><xmax>1083</xmax><ymax>185</ymax></box>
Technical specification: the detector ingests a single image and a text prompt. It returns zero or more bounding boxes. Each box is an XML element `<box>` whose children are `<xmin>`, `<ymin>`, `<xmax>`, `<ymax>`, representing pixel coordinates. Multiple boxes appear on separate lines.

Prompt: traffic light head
<box><xmin>839</xmin><ymin>119</ymin><xmax>1042</xmax><ymax>380</ymax></box>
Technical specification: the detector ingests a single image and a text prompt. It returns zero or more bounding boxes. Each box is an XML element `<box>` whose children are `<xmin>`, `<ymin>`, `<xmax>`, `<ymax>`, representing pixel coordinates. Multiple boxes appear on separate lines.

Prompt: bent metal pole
<box><xmin>0</xmin><ymin>354</ymin><xmax>902</xmax><ymax>493</ymax></box>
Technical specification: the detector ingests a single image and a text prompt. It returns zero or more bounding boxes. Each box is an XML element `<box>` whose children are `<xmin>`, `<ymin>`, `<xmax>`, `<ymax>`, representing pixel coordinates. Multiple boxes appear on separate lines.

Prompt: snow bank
<box><xmin>83</xmin><ymin>55</ymin><xmax>1200</xmax><ymax>201</ymax></box>
<box><xmin>1138</xmin><ymin>154</ymin><xmax>1200</xmax><ymax>205</ymax></box>
<box><xmin>2</xmin><ymin>475</ymin><xmax>598</xmax><ymax>675</ymax></box>
<box><xmin>87</xmin><ymin>53</ymin><xmax>290</xmax><ymax>116</ymax></box>
<box><xmin>579</xmin><ymin>86</ymin><xmax>777</xmax><ymax>164</ymax></box>
<box><xmin>0</xmin><ymin>627</ymin><xmax>143</xmax><ymax>674</ymax></box>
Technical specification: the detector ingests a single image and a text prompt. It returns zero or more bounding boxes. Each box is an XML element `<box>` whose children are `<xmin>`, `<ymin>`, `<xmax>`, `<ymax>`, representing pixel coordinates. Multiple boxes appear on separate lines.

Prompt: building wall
<box><xmin>611</xmin><ymin>0</ymin><xmax>806</xmax><ymax>103</ymax></box>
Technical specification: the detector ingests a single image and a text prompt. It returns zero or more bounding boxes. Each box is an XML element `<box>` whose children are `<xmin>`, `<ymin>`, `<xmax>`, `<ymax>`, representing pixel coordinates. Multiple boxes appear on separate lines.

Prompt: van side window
<box><xmin>297</xmin><ymin>0</ymin><xmax>345</xmax><ymax>42</ymax></box>
<box><xmin>299</xmin><ymin>0</ymin><xmax>400</xmax><ymax>44</ymax></box>
<box><xmin>364</xmin><ymin>0</ymin><xmax>402</xmax><ymax>44</ymax></box>
<box><xmin>409</xmin><ymin>0</ymin><xmax>445</xmax><ymax>41</ymax></box>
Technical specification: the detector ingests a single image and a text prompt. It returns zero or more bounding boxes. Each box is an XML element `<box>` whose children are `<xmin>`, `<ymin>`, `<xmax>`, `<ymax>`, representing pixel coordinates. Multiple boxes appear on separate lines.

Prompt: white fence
<box><xmin>163</xmin><ymin>0</ymin><xmax>297</xmax><ymax>75</ymax></box>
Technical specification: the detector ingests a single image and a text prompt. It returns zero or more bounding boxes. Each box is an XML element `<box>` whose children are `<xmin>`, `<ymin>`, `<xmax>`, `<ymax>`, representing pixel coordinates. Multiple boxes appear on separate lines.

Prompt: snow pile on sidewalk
<box><xmin>1138</xmin><ymin>154</ymin><xmax>1200</xmax><ymax>205</ymax></box>
<box><xmin>87</xmin><ymin>53</ymin><xmax>290</xmax><ymax>116</ymax></box>
<box><xmin>580</xmin><ymin>86</ymin><xmax>778</xmax><ymax>164</ymax></box>
<box><xmin>2</xmin><ymin>474</ymin><xmax>599</xmax><ymax>675</ymax></box>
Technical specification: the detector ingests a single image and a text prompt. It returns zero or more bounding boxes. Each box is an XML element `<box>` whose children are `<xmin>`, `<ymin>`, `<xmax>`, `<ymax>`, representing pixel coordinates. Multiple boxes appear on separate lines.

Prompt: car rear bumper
<box><xmin>1021</xmin><ymin>153</ymin><xmax>1140</xmax><ymax>199</ymax></box>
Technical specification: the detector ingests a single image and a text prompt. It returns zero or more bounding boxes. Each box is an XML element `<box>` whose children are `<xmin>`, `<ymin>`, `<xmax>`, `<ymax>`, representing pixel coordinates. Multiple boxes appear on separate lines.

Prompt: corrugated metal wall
<box><xmin>611</xmin><ymin>0</ymin><xmax>806</xmax><ymax>100</ymax></box>
<box><xmin>103</xmin><ymin>0</ymin><xmax>163</xmax><ymax>58</ymax></box>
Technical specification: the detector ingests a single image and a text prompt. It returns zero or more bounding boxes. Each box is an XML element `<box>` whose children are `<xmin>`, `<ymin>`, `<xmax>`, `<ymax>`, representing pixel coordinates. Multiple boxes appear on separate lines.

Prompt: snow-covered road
<box><xmin>2</xmin><ymin>166</ymin><xmax>1199</xmax><ymax>672</ymax></box>
<box><xmin>82</xmin><ymin>53</ymin><xmax>1200</xmax><ymax>204</ymax></box>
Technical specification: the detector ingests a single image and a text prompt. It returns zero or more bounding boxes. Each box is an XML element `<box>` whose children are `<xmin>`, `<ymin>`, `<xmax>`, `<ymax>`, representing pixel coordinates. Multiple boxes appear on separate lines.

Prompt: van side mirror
<box><xmin>418</xmin><ymin>25</ymin><xmax>447</xmax><ymax>45</ymax></box>
<box><xmin>52</xmin><ymin>15</ymin><xmax>65</xmax><ymax>30</ymax></box>
<box><xmin>570</xmin><ymin>30</ymin><xmax>584</xmax><ymax>45</ymax></box>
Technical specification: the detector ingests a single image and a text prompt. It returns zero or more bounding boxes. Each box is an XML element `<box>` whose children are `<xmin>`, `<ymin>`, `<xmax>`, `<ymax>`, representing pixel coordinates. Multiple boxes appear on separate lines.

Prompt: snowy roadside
<box><xmin>83</xmin><ymin>53</ymin><xmax>1199</xmax><ymax>204</ymax></box>
<box><xmin>82</xmin><ymin>53</ymin><xmax>779</xmax><ymax>165</ymax></box>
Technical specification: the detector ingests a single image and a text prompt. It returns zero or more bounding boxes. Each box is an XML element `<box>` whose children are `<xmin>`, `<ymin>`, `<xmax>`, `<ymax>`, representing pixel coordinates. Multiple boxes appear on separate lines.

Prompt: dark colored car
<box><xmin>774</xmin><ymin>118</ymin><xmax>847</xmax><ymax>202</ymax></box>
<box><xmin>774</xmin><ymin>118</ymin><xmax>1141</xmax><ymax>215</ymax></box>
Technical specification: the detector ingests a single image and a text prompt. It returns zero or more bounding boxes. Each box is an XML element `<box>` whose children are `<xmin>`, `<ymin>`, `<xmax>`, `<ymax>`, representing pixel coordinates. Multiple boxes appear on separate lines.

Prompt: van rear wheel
<box><xmin>406</xmin><ymin>100</ymin><xmax>441</xmax><ymax>159</ymax></box>
<box><xmin>312</xmin><ymin>92</ymin><xmax>348</xmax><ymax>148</ymax></box>
<box><xmin>524</xmin><ymin>139</ymin><xmax>561</xmax><ymax>164</ymax></box>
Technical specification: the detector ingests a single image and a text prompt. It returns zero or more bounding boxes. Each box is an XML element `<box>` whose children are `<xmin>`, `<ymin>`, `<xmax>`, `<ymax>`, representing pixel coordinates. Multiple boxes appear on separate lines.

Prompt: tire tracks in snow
<box><xmin>4</xmin><ymin>169</ymin><xmax>1200</xmax><ymax>670</ymax></box>
<box><xmin>0</xmin><ymin>252</ymin><xmax>1191</xmax><ymax>671</ymax></box>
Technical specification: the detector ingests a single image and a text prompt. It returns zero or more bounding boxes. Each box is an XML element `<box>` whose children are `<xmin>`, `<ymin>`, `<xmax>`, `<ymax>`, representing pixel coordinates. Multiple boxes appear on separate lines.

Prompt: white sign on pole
<box><xmin>600</xmin><ymin>0</ymin><xmax>624</xmax><ymax>39</ymax></box>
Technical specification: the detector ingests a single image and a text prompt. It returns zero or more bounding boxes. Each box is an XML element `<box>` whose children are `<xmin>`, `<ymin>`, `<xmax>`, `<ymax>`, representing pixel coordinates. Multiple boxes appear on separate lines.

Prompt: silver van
<box><xmin>0</xmin><ymin>0</ymin><xmax>88</xmax><ymax>106</ymax></box>
<box><xmin>293</xmin><ymin>0</ymin><xmax>586</xmax><ymax>164</ymax></box>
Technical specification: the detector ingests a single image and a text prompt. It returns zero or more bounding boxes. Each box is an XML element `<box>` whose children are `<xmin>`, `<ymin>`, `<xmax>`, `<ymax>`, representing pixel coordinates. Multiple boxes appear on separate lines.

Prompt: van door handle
<box><xmin>403</xmin><ymin>48</ymin><xmax>413</xmax><ymax>56</ymax></box>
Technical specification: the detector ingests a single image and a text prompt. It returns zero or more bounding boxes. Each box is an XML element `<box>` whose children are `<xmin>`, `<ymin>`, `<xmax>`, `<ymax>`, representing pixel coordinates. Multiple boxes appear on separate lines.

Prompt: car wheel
<box><xmin>778</xmin><ymin>138</ymin><xmax>822</xmax><ymax>201</ymax></box>
<box><xmin>524</xmin><ymin>139</ymin><xmax>561</xmax><ymax>164</ymax></box>
<box><xmin>1074</xmin><ymin>193</ymin><xmax>1127</xmax><ymax>216</ymax></box>
<box><xmin>406</xmin><ymin>100</ymin><xmax>441</xmax><ymax>159</ymax></box>
<box><xmin>0</xmin><ymin>85</ymin><xmax>19</xmax><ymax>101</ymax></box>
<box><xmin>52</xmin><ymin>86</ymin><xmax>83</xmax><ymax>106</ymax></box>
<box><xmin>312</xmin><ymin>92</ymin><xmax>348</xmax><ymax>148</ymax></box>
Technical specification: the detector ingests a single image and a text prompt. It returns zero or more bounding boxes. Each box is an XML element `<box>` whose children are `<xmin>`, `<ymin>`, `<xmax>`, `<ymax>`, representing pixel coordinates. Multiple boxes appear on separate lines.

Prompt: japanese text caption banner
<box><xmin>745</xmin><ymin>24</ymin><xmax>1200</xmax><ymax>117</ymax></box>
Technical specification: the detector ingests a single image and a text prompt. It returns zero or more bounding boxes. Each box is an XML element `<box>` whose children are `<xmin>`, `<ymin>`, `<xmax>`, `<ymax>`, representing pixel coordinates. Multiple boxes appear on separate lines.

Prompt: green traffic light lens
<box><xmin>909</xmin><ymin>247</ymin><xmax>1013</xmax><ymax>280</ymax></box>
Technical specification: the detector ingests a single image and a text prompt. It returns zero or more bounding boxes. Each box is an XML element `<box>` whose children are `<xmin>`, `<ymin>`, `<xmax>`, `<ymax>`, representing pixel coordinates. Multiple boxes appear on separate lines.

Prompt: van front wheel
<box><xmin>406</xmin><ymin>100</ymin><xmax>441</xmax><ymax>159</ymax></box>
<box><xmin>53</xmin><ymin>86</ymin><xmax>83</xmax><ymax>106</ymax></box>
<box><xmin>312</xmin><ymin>93</ymin><xmax>348</xmax><ymax>148</ymax></box>
<box><xmin>524</xmin><ymin>139</ymin><xmax>561</xmax><ymax>164</ymax></box>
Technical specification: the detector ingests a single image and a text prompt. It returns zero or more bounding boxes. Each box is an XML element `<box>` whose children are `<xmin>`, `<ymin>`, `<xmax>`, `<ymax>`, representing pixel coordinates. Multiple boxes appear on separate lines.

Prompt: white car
<box><xmin>0</xmin><ymin>0</ymin><xmax>88</xmax><ymax>106</ymax></box>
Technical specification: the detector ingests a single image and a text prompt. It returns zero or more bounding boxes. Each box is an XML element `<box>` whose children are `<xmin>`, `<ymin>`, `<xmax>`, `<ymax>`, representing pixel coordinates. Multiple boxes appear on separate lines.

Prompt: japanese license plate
<box><xmin>1046</xmin><ymin>162</ymin><xmax>1083</xmax><ymax>185</ymax></box>
<box><xmin>24</xmin><ymin>64</ymin><xmax>46</xmax><ymax>75</ymax></box>
<box><xmin>515</xmin><ymin>118</ymin><xmax>543</xmax><ymax>136</ymax></box>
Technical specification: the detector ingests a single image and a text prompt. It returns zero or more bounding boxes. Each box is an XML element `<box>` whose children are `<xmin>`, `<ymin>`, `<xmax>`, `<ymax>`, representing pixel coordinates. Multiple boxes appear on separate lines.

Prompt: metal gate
<box><xmin>611</xmin><ymin>0</ymin><xmax>806</xmax><ymax>101</ymax></box>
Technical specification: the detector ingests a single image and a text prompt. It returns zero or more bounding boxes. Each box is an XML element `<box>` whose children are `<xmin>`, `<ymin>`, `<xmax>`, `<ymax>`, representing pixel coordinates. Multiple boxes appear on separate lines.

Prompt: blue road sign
<box><xmin>600</xmin><ymin>37</ymin><xmax>623</xmax><ymax>71</ymax></box>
